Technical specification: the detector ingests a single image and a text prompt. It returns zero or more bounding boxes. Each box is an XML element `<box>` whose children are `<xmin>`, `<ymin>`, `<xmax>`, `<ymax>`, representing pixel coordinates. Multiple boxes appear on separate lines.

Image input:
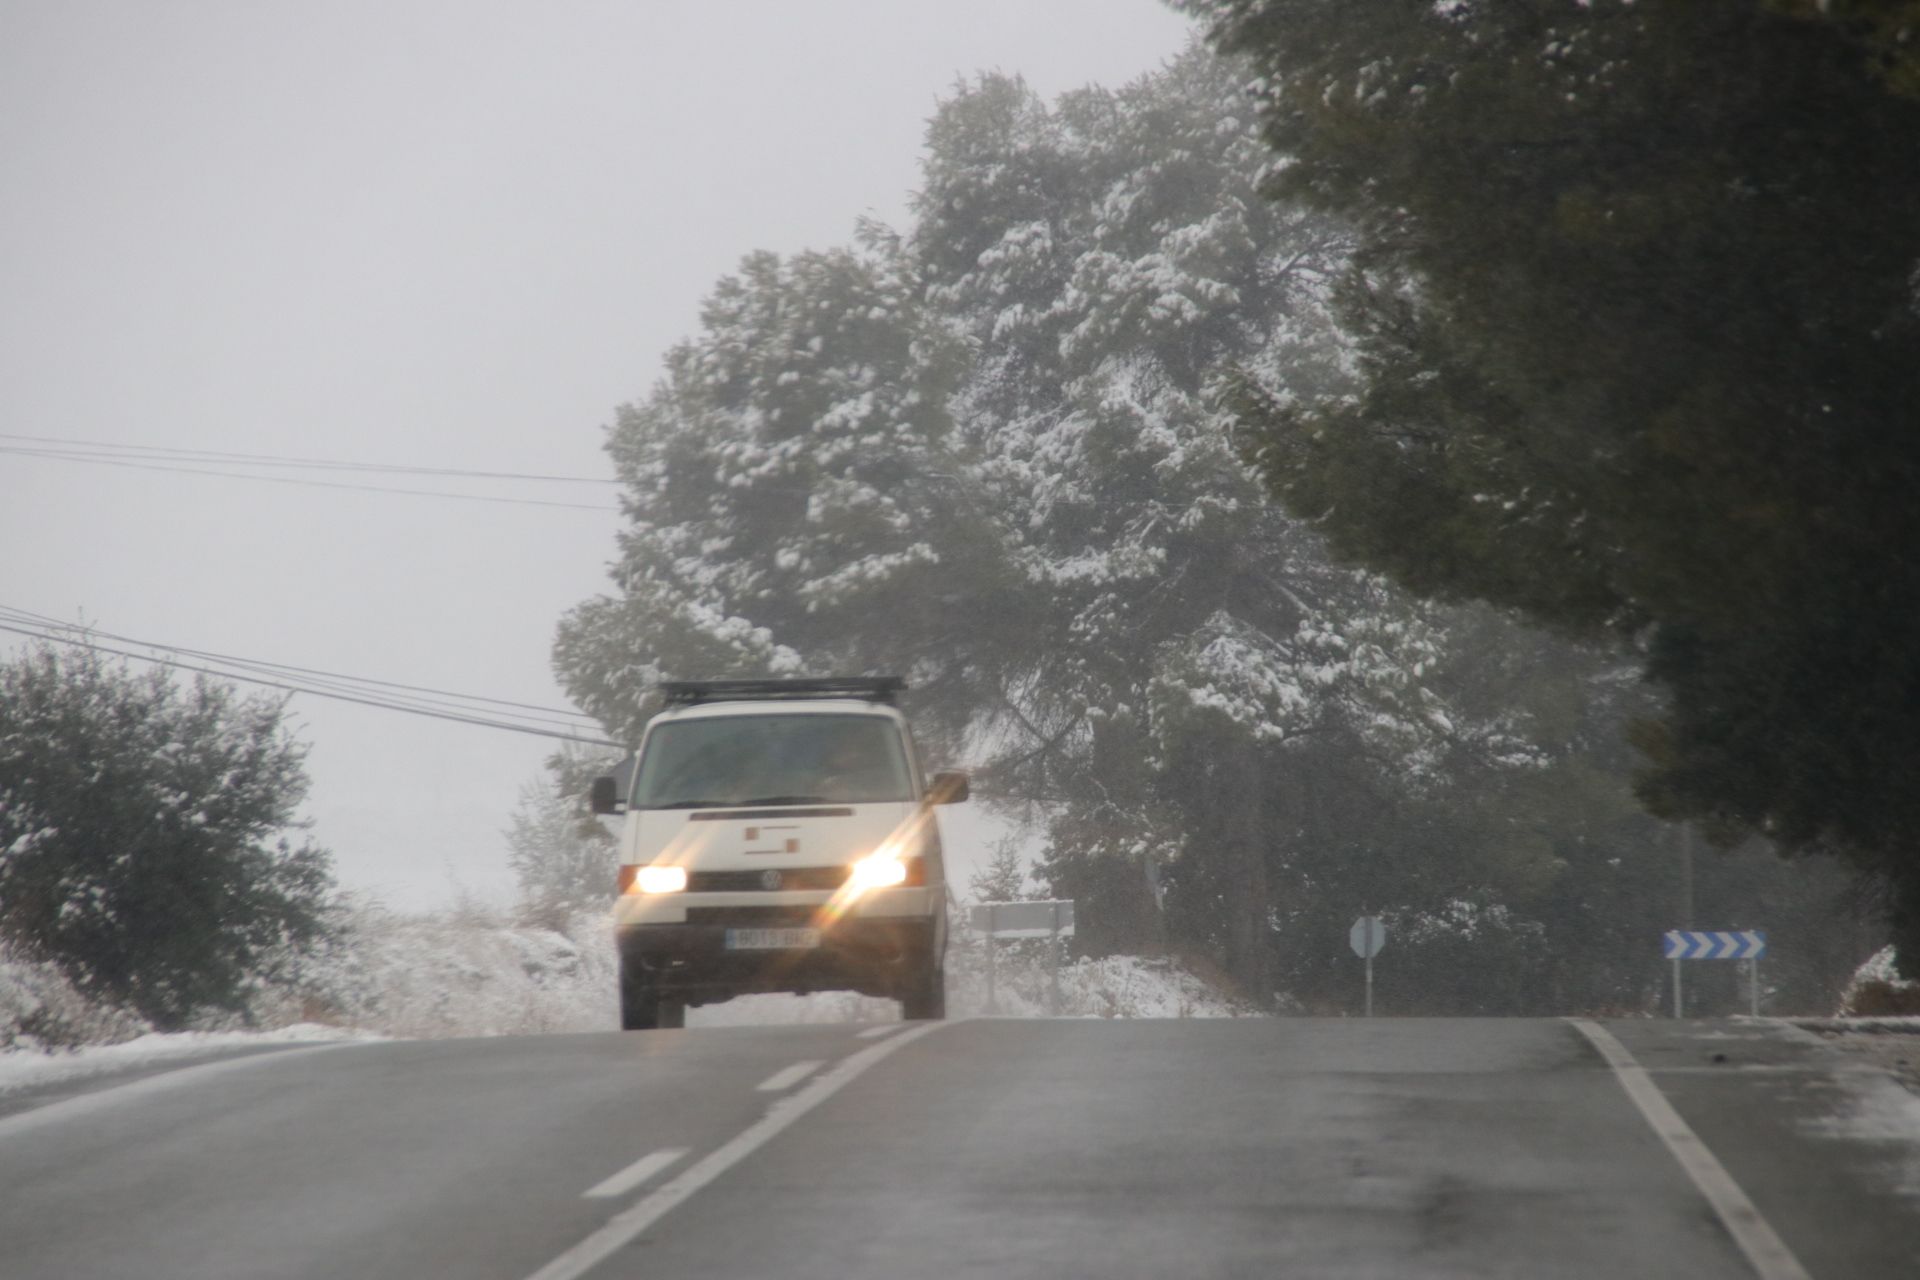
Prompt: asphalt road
<box><xmin>1</xmin><ymin>1017</ymin><xmax>1914</xmax><ymax>1279</ymax></box>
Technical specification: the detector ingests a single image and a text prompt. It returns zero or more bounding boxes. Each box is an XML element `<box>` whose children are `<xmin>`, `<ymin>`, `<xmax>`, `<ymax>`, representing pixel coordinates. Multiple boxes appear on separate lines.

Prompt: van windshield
<box><xmin>632</xmin><ymin>713</ymin><xmax>914</xmax><ymax>808</ymax></box>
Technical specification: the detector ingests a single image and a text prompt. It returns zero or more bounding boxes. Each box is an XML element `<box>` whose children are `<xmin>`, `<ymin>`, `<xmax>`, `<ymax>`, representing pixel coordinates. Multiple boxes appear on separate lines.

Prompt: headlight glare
<box><xmin>634</xmin><ymin>864</ymin><xmax>688</xmax><ymax>894</ymax></box>
<box><xmin>848</xmin><ymin>852</ymin><xmax>909</xmax><ymax>890</ymax></box>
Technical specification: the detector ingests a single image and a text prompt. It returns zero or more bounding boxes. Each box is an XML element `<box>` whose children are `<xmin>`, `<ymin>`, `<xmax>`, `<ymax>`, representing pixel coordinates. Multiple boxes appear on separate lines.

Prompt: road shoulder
<box><xmin>1604</xmin><ymin>1017</ymin><xmax>1920</xmax><ymax>1280</ymax></box>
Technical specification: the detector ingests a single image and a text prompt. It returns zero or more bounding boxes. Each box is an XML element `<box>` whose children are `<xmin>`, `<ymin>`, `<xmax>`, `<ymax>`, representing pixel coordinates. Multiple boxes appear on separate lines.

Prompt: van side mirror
<box><xmin>590</xmin><ymin>776</ymin><xmax>623</xmax><ymax>815</ymax></box>
<box><xmin>928</xmin><ymin>770</ymin><xmax>970</xmax><ymax>805</ymax></box>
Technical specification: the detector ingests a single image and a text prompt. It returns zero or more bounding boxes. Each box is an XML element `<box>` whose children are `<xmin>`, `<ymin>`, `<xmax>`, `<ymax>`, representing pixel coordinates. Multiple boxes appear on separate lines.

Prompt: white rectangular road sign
<box><xmin>1663</xmin><ymin>929</ymin><xmax>1768</xmax><ymax>1018</ymax></box>
<box><xmin>970</xmin><ymin>900</ymin><xmax>1075</xmax><ymax>939</ymax></box>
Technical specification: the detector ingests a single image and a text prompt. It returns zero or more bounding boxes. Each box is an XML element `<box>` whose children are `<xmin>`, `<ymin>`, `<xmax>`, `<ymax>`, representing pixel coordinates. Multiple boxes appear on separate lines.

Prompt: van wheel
<box><xmin>622</xmin><ymin>974</ymin><xmax>685</xmax><ymax>1030</ymax></box>
<box><xmin>900</xmin><ymin>965</ymin><xmax>945</xmax><ymax>1021</ymax></box>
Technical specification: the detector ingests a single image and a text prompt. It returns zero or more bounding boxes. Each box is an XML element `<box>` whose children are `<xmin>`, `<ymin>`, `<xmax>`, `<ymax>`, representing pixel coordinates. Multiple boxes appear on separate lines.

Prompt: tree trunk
<box><xmin>1220</xmin><ymin>740</ymin><xmax>1273</xmax><ymax>1004</ymax></box>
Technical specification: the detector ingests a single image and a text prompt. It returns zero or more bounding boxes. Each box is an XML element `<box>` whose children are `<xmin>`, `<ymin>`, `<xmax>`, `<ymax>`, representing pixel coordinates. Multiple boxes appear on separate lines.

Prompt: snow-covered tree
<box><xmin>967</xmin><ymin>833</ymin><xmax>1031</xmax><ymax>905</ymax></box>
<box><xmin>553</xmin><ymin>236</ymin><xmax>1004</xmax><ymax>755</ymax></box>
<box><xmin>908</xmin><ymin>57</ymin><xmax>1527</xmax><ymax>997</ymax></box>
<box><xmin>1184</xmin><ymin>0</ymin><xmax>1920</xmax><ymax>968</ymax></box>
<box><xmin>550</xmin><ymin>39</ymin><xmax>1889</xmax><ymax>1012</ymax></box>
<box><xmin>0</xmin><ymin>640</ymin><xmax>335</xmax><ymax>1029</ymax></box>
<box><xmin>504</xmin><ymin>746</ymin><xmax>621</xmax><ymax>926</ymax></box>
<box><xmin>555</xmin><ymin>51</ymin><xmax>1516</xmax><ymax>1002</ymax></box>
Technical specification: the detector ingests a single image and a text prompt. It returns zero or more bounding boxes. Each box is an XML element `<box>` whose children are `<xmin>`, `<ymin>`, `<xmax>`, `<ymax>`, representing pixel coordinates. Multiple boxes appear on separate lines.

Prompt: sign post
<box><xmin>970</xmin><ymin>900</ymin><xmax>1077</xmax><ymax>1015</ymax></box>
<box><xmin>983</xmin><ymin>903</ymin><xmax>998</xmax><ymax>1013</ymax></box>
<box><xmin>1349</xmin><ymin>915</ymin><xmax>1387</xmax><ymax>1017</ymax></box>
<box><xmin>1661</xmin><ymin>930</ymin><xmax>1767</xmax><ymax>1018</ymax></box>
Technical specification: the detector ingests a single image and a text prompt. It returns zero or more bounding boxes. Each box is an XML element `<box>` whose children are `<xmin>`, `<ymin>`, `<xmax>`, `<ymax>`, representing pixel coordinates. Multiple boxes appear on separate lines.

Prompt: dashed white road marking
<box><xmin>582</xmin><ymin>1147</ymin><xmax>689</xmax><ymax>1200</ymax></box>
<box><xmin>855</xmin><ymin>1023</ymin><xmax>904</xmax><ymax>1040</ymax></box>
<box><xmin>523</xmin><ymin>1020</ymin><xmax>948</xmax><ymax>1280</ymax></box>
<box><xmin>1567</xmin><ymin>1018</ymin><xmax>1813</xmax><ymax>1280</ymax></box>
<box><xmin>755</xmin><ymin>1060</ymin><xmax>825</xmax><ymax>1093</ymax></box>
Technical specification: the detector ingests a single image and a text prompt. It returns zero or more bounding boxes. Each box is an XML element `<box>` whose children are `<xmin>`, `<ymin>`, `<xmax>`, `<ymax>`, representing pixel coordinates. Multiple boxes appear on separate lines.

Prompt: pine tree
<box><xmin>1186</xmin><ymin>0</ymin><xmax>1920</xmax><ymax>964</ymax></box>
<box><xmin>911</xmin><ymin>60</ymin><xmax>1512</xmax><ymax>999</ymax></box>
<box><xmin>504</xmin><ymin>746</ymin><xmax>621</xmax><ymax>927</ymax></box>
<box><xmin>553</xmin><ymin>43</ymin><xmax>1877</xmax><ymax>1011</ymax></box>
<box><xmin>552</xmin><ymin>236</ymin><xmax>995</xmax><ymax>755</ymax></box>
<box><xmin>556</xmin><ymin>53</ymin><xmax>1514</xmax><ymax>1003</ymax></box>
<box><xmin>967</xmin><ymin>834</ymin><xmax>1030</xmax><ymax>904</ymax></box>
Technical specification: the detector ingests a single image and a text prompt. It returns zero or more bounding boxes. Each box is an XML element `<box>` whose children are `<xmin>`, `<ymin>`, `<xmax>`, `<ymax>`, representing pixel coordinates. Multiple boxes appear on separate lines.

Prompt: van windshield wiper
<box><xmin>644</xmin><ymin>796</ymin><xmax>839</xmax><ymax>810</ymax></box>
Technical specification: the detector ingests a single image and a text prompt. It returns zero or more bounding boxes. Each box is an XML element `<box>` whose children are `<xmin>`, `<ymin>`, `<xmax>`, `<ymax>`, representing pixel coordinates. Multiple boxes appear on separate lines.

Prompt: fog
<box><xmin>0</xmin><ymin>1</ymin><xmax>1195</xmax><ymax>907</ymax></box>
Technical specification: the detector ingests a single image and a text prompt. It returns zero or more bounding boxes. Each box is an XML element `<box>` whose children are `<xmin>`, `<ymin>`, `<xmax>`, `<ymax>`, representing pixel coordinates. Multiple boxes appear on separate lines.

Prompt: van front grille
<box><xmin>686</xmin><ymin>867</ymin><xmax>850</xmax><ymax>893</ymax></box>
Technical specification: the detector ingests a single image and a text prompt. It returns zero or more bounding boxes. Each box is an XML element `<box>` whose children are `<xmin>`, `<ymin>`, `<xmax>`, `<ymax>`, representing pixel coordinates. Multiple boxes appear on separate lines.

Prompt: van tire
<box><xmin>900</xmin><ymin>965</ymin><xmax>946</xmax><ymax>1021</ymax></box>
<box><xmin>621</xmin><ymin>973</ymin><xmax>683</xmax><ymax>1030</ymax></box>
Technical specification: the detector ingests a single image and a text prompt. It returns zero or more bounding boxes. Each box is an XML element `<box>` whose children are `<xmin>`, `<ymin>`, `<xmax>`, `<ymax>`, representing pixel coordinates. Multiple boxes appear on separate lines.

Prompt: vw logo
<box><xmin>759</xmin><ymin>870</ymin><xmax>784</xmax><ymax>891</ymax></box>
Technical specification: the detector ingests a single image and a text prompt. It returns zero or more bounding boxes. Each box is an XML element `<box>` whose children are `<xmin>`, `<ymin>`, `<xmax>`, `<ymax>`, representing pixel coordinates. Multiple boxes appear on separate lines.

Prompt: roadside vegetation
<box><xmin>0</xmin><ymin>641</ymin><xmax>335</xmax><ymax>1036</ymax></box>
<box><xmin>555</xmin><ymin>35</ymin><xmax>1893</xmax><ymax>1013</ymax></box>
<box><xmin>9</xmin><ymin>5</ymin><xmax>1916</xmax><ymax>1044</ymax></box>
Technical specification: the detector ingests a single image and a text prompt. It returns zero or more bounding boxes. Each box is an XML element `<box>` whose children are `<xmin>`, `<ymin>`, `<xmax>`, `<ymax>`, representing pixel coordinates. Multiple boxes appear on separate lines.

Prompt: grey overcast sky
<box><xmin>0</xmin><ymin>1</ymin><xmax>1198</xmax><ymax>908</ymax></box>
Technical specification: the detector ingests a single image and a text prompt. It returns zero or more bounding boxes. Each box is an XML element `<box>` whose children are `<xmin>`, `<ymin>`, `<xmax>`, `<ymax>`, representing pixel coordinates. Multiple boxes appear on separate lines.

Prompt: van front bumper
<box><xmin>615</xmin><ymin>890</ymin><xmax>944</xmax><ymax>1003</ymax></box>
<box><xmin>611</xmin><ymin>885</ymin><xmax>941</xmax><ymax>927</ymax></box>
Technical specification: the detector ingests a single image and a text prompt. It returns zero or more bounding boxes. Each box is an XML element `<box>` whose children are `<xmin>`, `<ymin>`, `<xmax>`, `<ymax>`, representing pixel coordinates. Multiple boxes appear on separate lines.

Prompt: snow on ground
<box><xmin>689</xmin><ymin>991</ymin><xmax>899</xmax><ymax>1027</ymax></box>
<box><xmin>1797</xmin><ymin>1017</ymin><xmax>1920</xmax><ymax>1034</ymax></box>
<box><xmin>948</xmin><ymin>949</ymin><xmax>1257</xmax><ymax>1019</ymax></box>
<box><xmin>0</xmin><ymin>1024</ymin><xmax>378</xmax><ymax>1098</ymax></box>
<box><xmin>1</xmin><ymin>948</ymin><xmax>143</xmax><ymax>1054</ymax></box>
<box><xmin>288</xmin><ymin>902</ymin><xmax>1253</xmax><ymax>1032</ymax></box>
<box><xmin>285</xmin><ymin>902</ymin><xmax>623</xmax><ymax>1039</ymax></box>
<box><xmin>3</xmin><ymin>899</ymin><xmax>1257</xmax><ymax>1089</ymax></box>
<box><xmin>1799</xmin><ymin>1036</ymin><xmax>1920</xmax><ymax>1200</ymax></box>
<box><xmin>688</xmin><ymin>950</ymin><xmax>1258</xmax><ymax>1026</ymax></box>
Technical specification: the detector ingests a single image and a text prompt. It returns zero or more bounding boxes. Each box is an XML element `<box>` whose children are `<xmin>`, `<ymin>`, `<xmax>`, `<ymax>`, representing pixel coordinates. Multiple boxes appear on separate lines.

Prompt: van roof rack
<box><xmin>657</xmin><ymin>677</ymin><xmax>907</xmax><ymax>707</ymax></box>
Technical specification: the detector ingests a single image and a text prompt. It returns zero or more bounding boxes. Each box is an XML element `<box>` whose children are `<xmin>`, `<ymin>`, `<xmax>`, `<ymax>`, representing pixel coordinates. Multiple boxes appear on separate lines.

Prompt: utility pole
<box><xmin>1679</xmin><ymin>823</ymin><xmax>1695</xmax><ymax>929</ymax></box>
<box><xmin>1677</xmin><ymin>823</ymin><xmax>1694</xmax><ymax>1018</ymax></box>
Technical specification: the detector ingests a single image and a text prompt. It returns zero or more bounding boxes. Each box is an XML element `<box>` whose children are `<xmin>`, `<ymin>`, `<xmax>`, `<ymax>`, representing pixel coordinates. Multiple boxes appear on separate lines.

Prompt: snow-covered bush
<box><xmin>941</xmin><ymin>907</ymin><xmax>1256</xmax><ymax>1019</ymax></box>
<box><xmin>0</xmin><ymin>640</ymin><xmax>334</xmax><ymax>1030</ymax></box>
<box><xmin>1840</xmin><ymin>947</ymin><xmax>1920</xmax><ymax>1016</ymax></box>
<box><xmin>273</xmin><ymin>900</ymin><xmax>619</xmax><ymax>1040</ymax></box>
<box><xmin>1</xmin><ymin>945</ymin><xmax>145</xmax><ymax>1052</ymax></box>
<box><xmin>6</xmin><ymin>887</ymin><xmax>1259</xmax><ymax>1055</ymax></box>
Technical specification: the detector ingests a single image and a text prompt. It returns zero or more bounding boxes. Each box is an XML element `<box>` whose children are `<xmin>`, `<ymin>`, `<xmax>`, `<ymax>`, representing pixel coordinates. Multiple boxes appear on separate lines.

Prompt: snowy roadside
<box><xmin>5</xmin><ymin>901</ymin><xmax>1259</xmax><ymax>1088</ymax></box>
<box><xmin>687</xmin><ymin>951</ymin><xmax>1260</xmax><ymax>1026</ymax></box>
<box><xmin>0</xmin><ymin>1024</ymin><xmax>381</xmax><ymax>1099</ymax></box>
<box><xmin>1794</xmin><ymin>1017</ymin><xmax>1920</xmax><ymax>1098</ymax></box>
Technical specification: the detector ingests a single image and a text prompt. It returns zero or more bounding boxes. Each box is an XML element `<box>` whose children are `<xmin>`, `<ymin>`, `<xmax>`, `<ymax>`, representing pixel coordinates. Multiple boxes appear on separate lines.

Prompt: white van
<box><xmin>591</xmin><ymin>677</ymin><xmax>965</xmax><ymax>1029</ymax></box>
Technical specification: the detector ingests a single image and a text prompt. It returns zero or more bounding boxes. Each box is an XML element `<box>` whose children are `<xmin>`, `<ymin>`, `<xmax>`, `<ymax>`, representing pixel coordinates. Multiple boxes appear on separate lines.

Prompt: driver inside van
<box><xmin>812</xmin><ymin>729</ymin><xmax>885</xmax><ymax>800</ymax></box>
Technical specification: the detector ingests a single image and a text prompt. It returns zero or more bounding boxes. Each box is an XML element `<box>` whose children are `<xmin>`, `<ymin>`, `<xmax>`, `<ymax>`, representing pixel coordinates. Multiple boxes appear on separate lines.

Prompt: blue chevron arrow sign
<box><xmin>1663</xmin><ymin>930</ymin><xmax>1767</xmax><ymax>960</ymax></box>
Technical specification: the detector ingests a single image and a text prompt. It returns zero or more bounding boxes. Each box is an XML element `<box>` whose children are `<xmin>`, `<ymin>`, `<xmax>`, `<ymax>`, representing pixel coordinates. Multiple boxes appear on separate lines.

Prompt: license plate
<box><xmin>725</xmin><ymin>927</ymin><xmax>821</xmax><ymax>951</ymax></box>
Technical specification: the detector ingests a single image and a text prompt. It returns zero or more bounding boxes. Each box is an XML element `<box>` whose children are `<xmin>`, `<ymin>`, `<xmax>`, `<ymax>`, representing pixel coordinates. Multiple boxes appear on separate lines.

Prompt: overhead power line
<box><xmin>0</xmin><ymin>431</ymin><xmax>619</xmax><ymax>483</ymax></box>
<box><xmin>0</xmin><ymin>604</ymin><xmax>604</xmax><ymax>723</ymax></box>
<box><xmin>0</xmin><ymin>445</ymin><xmax>621</xmax><ymax>511</ymax></box>
<box><xmin>0</xmin><ymin>611</ymin><xmax>620</xmax><ymax>747</ymax></box>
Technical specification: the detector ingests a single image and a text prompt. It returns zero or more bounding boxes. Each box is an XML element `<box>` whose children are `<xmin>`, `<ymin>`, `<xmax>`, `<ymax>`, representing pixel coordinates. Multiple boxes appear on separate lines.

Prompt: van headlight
<box><xmin>847</xmin><ymin>852</ymin><xmax>909</xmax><ymax>890</ymax></box>
<box><xmin>629</xmin><ymin>864</ymin><xmax>688</xmax><ymax>895</ymax></box>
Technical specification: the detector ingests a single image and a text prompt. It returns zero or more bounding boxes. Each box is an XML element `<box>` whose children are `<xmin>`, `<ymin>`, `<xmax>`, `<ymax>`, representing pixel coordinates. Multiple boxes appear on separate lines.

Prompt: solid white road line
<box><xmin>754</xmin><ymin>1059</ymin><xmax>825</xmax><ymax>1092</ymax></box>
<box><xmin>1567</xmin><ymin>1019</ymin><xmax>1813</xmax><ymax>1280</ymax></box>
<box><xmin>0</xmin><ymin>1043</ymin><xmax>357</xmax><ymax>1142</ymax></box>
<box><xmin>523</xmin><ymin>1021</ymin><xmax>948</xmax><ymax>1280</ymax></box>
<box><xmin>582</xmin><ymin>1147</ymin><xmax>689</xmax><ymax>1200</ymax></box>
<box><xmin>855</xmin><ymin>1023</ymin><xmax>905</xmax><ymax>1040</ymax></box>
